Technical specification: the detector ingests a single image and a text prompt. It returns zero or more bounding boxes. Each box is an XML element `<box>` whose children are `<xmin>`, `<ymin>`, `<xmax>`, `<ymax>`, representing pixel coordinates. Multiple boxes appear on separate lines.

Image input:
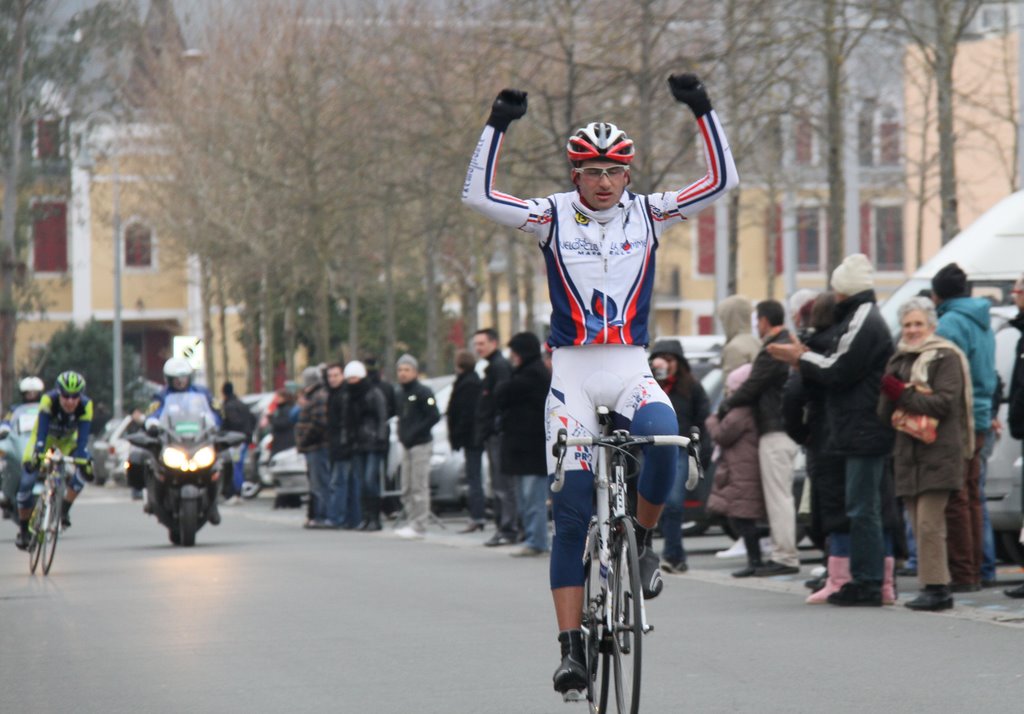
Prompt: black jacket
<box><xmin>474</xmin><ymin>350</ymin><xmax>512</xmax><ymax>443</ymax></box>
<box><xmin>798</xmin><ymin>290</ymin><xmax>895</xmax><ymax>456</ymax></box>
<box><xmin>269</xmin><ymin>403</ymin><xmax>296</xmax><ymax>455</ymax></box>
<box><xmin>1008</xmin><ymin>313</ymin><xmax>1024</xmax><ymax>440</ymax></box>
<box><xmin>350</xmin><ymin>380</ymin><xmax>389</xmax><ymax>453</ymax></box>
<box><xmin>326</xmin><ymin>384</ymin><xmax>354</xmax><ymax>462</ymax></box>
<box><xmin>448</xmin><ymin>370</ymin><xmax>483</xmax><ymax>451</ymax></box>
<box><xmin>221</xmin><ymin>395</ymin><xmax>254</xmax><ymax>440</ymax></box>
<box><xmin>782</xmin><ymin>324</ymin><xmax>841</xmax><ymax>447</ymax></box>
<box><xmin>495</xmin><ymin>354</ymin><xmax>550</xmax><ymax>476</ymax></box>
<box><xmin>397</xmin><ymin>379</ymin><xmax>440</xmax><ymax>448</ymax></box>
<box><xmin>722</xmin><ymin>328</ymin><xmax>793</xmax><ymax>435</ymax></box>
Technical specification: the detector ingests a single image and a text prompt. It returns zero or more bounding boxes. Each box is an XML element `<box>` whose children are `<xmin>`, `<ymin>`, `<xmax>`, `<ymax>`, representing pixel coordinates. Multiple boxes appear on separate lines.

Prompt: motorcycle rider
<box><xmin>127</xmin><ymin>358</ymin><xmax>222</xmax><ymax>525</ymax></box>
<box><xmin>1</xmin><ymin>377</ymin><xmax>46</xmax><ymax>519</ymax></box>
<box><xmin>14</xmin><ymin>371</ymin><xmax>94</xmax><ymax>550</ymax></box>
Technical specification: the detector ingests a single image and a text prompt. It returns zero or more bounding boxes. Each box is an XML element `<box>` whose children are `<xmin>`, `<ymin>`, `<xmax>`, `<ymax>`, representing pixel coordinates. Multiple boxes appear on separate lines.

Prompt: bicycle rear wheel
<box><xmin>42</xmin><ymin>484</ymin><xmax>63</xmax><ymax>575</ymax></box>
<box><xmin>581</xmin><ymin>526</ymin><xmax>611</xmax><ymax>713</ymax></box>
<box><xmin>609</xmin><ymin>518</ymin><xmax>643</xmax><ymax>714</ymax></box>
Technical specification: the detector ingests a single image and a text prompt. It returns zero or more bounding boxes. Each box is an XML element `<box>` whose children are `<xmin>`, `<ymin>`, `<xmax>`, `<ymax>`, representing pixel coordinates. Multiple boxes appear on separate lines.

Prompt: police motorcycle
<box><xmin>126</xmin><ymin>392</ymin><xmax>245</xmax><ymax>546</ymax></box>
<box><xmin>0</xmin><ymin>402</ymin><xmax>41</xmax><ymax>520</ymax></box>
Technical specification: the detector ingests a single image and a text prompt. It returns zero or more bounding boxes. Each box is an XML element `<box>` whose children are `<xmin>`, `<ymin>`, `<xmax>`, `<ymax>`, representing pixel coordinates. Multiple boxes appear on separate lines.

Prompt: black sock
<box><xmin>19</xmin><ymin>519</ymin><xmax>28</xmax><ymax>535</ymax></box>
<box><xmin>634</xmin><ymin>523</ymin><xmax>650</xmax><ymax>551</ymax></box>
<box><xmin>61</xmin><ymin>500</ymin><xmax>72</xmax><ymax>517</ymax></box>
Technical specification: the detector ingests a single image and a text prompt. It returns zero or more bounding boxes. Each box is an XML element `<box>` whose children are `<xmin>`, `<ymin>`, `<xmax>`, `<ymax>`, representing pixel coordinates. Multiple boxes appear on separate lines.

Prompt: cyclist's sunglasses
<box><xmin>58</xmin><ymin>390</ymin><xmax>81</xmax><ymax>400</ymax></box>
<box><xmin>573</xmin><ymin>165</ymin><xmax>629</xmax><ymax>179</ymax></box>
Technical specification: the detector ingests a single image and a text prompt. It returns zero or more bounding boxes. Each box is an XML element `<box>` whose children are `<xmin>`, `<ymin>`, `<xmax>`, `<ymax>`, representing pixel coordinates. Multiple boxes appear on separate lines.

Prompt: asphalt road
<box><xmin>2</xmin><ymin>487</ymin><xmax>1024</xmax><ymax>714</ymax></box>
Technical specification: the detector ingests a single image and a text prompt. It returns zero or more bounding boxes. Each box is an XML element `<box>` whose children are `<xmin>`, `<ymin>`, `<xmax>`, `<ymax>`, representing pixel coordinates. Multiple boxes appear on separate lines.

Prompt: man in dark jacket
<box><xmin>220</xmin><ymin>382</ymin><xmax>254</xmax><ymax>503</ymax></box>
<box><xmin>345</xmin><ymin>361</ymin><xmax>389</xmax><ymax>531</ymax></box>
<box><xmin>495</xmin><ymin>332</ymin><xmax>551</xmax><ymax>557</ymax></box>
<box><xmin>473</xmin><ymin>328</ymin><xmax>517</xmax><ymax>546</ymax></box>
<box><xmin>932</xmin><ymin>262</ymin><xmax>997</xmax><ymax>592</ymax></box>
<box><xmin>720</xmin><ymin>300</ymin><xmax>800</xmax><ymax>576</ymax></box>
<box><xmin>325</xmin><ymin>363</ymin><xmax>353</xmax><ymax>529</ymax></box>
<box><xmin>393</xmin><ymin>354</ymin><xmax>440</xmax><ymax>539</ymax></box>
<box><xmin>1004</xmin><ymin>273</ymin><xmax>1024</xmax><ymax>598</ymax></box>
<box><xmin>295</xmin><ymin>366</ymin><xmax>330</xmax><ymax>528</ymax></box>
<box><xmin>649</xmin><ymin>338</ymin><xmax>710</xmax><ymax>573</ymax></box>
<box><xmin>769</xmin><ymin>254</ymin><xmax>895</xmax><ymax>606</ymax></box>
<box><xmin>448</xmin><ymin>349</ymin><xmax>486</xmax><ymax>532</ymax></box>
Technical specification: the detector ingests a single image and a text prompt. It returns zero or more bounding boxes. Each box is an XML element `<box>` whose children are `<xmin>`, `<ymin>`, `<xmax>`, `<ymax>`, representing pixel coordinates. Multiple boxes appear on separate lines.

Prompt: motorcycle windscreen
<box><xmin>160</xmin><ymin>392</ymin><xmax>219</xmax><ymax>440</ymax></box>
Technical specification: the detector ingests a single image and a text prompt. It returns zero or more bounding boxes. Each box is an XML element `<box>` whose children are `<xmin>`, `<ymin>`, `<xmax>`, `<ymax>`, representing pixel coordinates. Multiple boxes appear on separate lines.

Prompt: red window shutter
<box><xmin>36</xmin><ymin>119</ymin><xmax>60</xmax><ymax>159</ymax></box>
<box><xmin>697</xmin><ymin>211</ymin><xmax>715</xmax><ymax>275</ymax></box>
<box><xmin>33</xmin><ymin>202</ymin><xmax>67</xmax><ymax>272</ymax></box>
<box><xmin>697</xmin><ymin>315</ymin><xmax>714</xmax><ymax>335</ymax></box>
<box><xmin>860</xmin><ymin>203</ymin><xmax>872</xmax><ymax>256</ymax></box>
<box><xmin>125</xmin><ymin>223</ymin><xmax>152</xmax><ymax>267</ymax></box>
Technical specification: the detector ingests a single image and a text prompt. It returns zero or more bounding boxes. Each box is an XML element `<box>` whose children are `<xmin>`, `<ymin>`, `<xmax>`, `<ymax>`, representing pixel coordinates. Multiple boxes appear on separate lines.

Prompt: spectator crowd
<box><xmin>223</xmin><ymin>254</ymin><xmax>1024</xmax><ymax>608</ymax></box>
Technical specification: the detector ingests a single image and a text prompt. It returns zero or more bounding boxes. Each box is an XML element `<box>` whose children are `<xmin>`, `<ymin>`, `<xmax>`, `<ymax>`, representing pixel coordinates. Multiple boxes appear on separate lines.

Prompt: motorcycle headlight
<box><xmin>162</xmin><ymin>447</ymin><xmax>188</xmax><ymax>470</ymax></box>
<box><xmin>191</xmin><ymin>446</ymin><xmax>216</xmax><ymax>470</ymax></box>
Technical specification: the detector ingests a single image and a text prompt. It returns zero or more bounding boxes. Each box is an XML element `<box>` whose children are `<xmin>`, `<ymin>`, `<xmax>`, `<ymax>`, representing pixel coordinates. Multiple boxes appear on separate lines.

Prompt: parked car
<box><xmin>93</xmin><ymin>414</ymin><xmax>136</xmax><ymax>487</ymax></box>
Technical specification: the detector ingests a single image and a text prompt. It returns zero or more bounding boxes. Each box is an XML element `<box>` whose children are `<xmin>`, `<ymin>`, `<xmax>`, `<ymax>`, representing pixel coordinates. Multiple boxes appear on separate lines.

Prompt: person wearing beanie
<box><xmin>495</xmin><ymin>332</ymin><xmax>551</xmax><ymax>557</ymax></box>
<box><xmin>393</xmin><ymin>354</ymin><xmax>440</xmax><ymax>539</ymax></box>
<box><xmin>220</xmin><ymin>380</ymin><xmax>256</xmax><ymax>505</ymax></box>
<box><xmin>472</xmin><ymin>328</ymin><xmax>517</xmax><ymax>547</ymax></box>
<box><xmin>346</xmin><ymin>360</ymin><xmax>388</xmax><ymax>531</ymax></box>
<box><xmin>296</xmin><ymin>364</ymin><xmax>330</xmax><ymax>529</ymax></box>
<box><xmin>931</xmin><ymin>262</ymin><xmax>997</xmax><ymax>592</ymax></box>
<box><xmin>448</xmin><ymin>349</ymin><xmax>486</xmax><ymax>533</ymax></box>
<box><xmin>768</xmin><ymin>253</ymin><xmax>896</xmax><ymax>607</ymax></box>
<box><xmin>648</xmin><ymin>338</ymin><xmax>711</xmax><ymax>574</ymax></box>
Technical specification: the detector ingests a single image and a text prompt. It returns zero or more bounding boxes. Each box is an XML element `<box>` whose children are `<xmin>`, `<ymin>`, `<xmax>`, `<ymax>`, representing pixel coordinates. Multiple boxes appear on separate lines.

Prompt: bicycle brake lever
<box><xmin>551</xmin><ymin>429</ymin><xmax>568</xmax><ymax>493</ymax></box>
<box><xmin>684</xmin><ymin>428</ymin><xmax>703</xmax><ymax>491</ymax></box>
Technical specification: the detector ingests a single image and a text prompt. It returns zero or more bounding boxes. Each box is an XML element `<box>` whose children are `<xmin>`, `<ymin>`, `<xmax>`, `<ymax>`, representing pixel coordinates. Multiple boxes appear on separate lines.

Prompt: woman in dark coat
<box><xmin>706</xmin><ymin>363</ymin><xmax>765</xmax><ymax>577</ymax></box>
<box><xmin>495</xmin><ymin>332</ymin><xmax>551</xmax><ymax>556</ymax></box>
<box><xmin>448</xmin><ymin>350</ymin><xmax>486</xmax><ymax>532</ymax></box>
<box><xmin>879</xmin><ymin>296</ymin><xmax>972</xmax><ymax>611</ymax></box>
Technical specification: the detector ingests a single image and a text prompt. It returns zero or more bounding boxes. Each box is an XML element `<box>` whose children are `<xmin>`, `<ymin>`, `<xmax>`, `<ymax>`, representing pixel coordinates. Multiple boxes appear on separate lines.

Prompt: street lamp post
<box><xmin>79</xmin><ymin>110</ymin><xmax>122</xmax><ymax>420</ymax></box>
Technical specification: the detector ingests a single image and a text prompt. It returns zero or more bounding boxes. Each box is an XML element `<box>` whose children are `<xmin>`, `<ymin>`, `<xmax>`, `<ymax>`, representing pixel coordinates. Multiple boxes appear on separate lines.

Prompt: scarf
<box><xmin>895</xmin><ymin>333</ymin><xmax>975</xmax><ymax>454</ymax></box>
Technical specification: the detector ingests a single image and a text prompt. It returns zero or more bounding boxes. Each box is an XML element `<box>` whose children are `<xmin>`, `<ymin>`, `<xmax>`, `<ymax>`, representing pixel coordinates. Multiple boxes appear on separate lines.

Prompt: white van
<box><xmin>881</xmin><ymin>190</ymin><xmax>1024</xmax><ymax>564</ymax></box>
<box><xmin>880</xmin><ymin>189</ymin><xmax>1024</xmax><ymax>328</ymax></box>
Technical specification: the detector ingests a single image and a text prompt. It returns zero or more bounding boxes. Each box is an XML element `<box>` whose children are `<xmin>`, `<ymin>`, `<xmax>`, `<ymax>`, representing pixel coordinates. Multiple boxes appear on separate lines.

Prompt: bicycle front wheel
<box><xmin>42</xmin><ymin>485</ymin><xmax>62</xmax><ymax>575</ymax></box>
<box><xmin>609</xmin><ymin>518</ymin><xmax>643</xmax><ymax>714</ymax></box>
<box><xmin>28</xmin><ymin>500</ymin><xmax>44</xmax><ymax>574</ymax></box>
<box><xmin>582</xmin><ymin>530</ymin><xmax>611</xmax><ymax>713</ymax></box>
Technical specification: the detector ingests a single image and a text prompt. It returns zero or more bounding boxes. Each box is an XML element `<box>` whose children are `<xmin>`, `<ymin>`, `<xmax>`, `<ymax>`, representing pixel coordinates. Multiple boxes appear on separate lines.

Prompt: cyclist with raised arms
<box><xmin>462</xmin><ymin>74</ymin><xmax>738</xmax><ymax>698</ymax></box>
<box><xmin>14</xmin><ymin>371</ymin><xmax>94</xmax><ymax>550</ymax></box>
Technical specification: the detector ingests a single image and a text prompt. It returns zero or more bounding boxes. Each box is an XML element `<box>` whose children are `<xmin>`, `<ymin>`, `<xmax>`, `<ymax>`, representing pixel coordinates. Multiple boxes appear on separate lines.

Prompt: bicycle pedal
<box><xmin>561</xmin><ymin>689</ymin><xmax>587</xmax><ymax>703</ymax></box>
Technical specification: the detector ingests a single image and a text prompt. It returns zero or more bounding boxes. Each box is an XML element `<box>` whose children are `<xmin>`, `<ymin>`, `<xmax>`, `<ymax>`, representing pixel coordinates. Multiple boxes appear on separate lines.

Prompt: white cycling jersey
<box><xmin>462</xmin><ymin>110</ymin><xmax>738</xmax><ymax>349</ymax></box>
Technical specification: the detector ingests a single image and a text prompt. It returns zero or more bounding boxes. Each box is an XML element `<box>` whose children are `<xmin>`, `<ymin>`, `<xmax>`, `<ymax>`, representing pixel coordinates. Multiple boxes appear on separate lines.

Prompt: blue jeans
<box><xmin>330</xmin><ymin>458</ymin><xmax>362</xmax><ymax>528</ymax></box>
<box><xmin>233</xmin><ymin>443</ymin><xmax>248</xmax><ymax>492</ymax></box>
<box><xmin>464</xmin><ymin>447</ymin><xmax>486</xmax><ymax>524</ymax></box>
<box><xmin>658</xmin><ymin>449</ymin><xmax>688</xmax><ymax>565</ymax></box>
<box><xmin>304</xmin><ymin>449</ymin><xmax>331</xmax><ymax>522</ymax></box>
<box><xmin>903</xmin><ymin>506</ymin><xmax>918</xmax><ymax>570</ymax></box>
<box><xmin>845</xmin><ymin>456</ymin><xmax>885</xmax><ymax>584</ymax></box>
<box><xmin>517</xmin><ymin>475</ymin><xmax>550</xmax><ymax>552</ymax></box>
<box><xmin>979</xmin><ymin>429</ymin><xmax>996</xmax><ymax>581</ymax></box>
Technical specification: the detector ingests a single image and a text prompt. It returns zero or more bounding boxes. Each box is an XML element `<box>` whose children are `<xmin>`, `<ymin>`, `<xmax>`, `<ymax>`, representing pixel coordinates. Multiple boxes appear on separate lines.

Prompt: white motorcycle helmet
<box><xmin>19</xmin><ymin>376</ymin><xmax>44</xmax><ymax>395</ymax></box>
<box><xmin>163</xmin><ymin>357</ymin><xmax>193</xmax><ymax>389</ymax></box>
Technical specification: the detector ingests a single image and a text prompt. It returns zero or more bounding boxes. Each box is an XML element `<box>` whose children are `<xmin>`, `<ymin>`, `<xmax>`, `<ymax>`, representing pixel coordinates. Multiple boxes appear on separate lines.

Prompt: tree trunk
<box><xmin>523</xmin><ymin>254</ymin><xmax>536</xmax><ymax>337</ymax></box>
<box><xmin>935</xmin><ymin>35</ymin><xmax>960</xmax><ymax>243</ymax></box>
<box><xmin>348</xmin><ymin>273</ymin><xmax>359</xmax><ymax>362</ymax></box>
<box><xmin>259</xmin><ymin>271</ymin><xmax>272</xmax><ymax>391</ymax></box>
<box><xmin>727</xmin><ymin>191</ymin><xmax>741</xmax><ymax>295</ymax></box>
<box><xmin>506</xmin><ymin>233</ymin><xmax>520</xmax><ymax>335</ymax></box>
<box><xmin>424</xmin><ymin>230</ymin><xmax>439</xmax><ymax>375</ymax></box>
<box><xmin>824</xmin><ymin>0</ymin><xmax>846</xmax><ymax>274</ymax></box>
<box><xmin>199</xmin><ymin>258</ymin><xmax>216</xmax><ymax>388</ymax></box>
<box><xmin>283</xmin><ymin>304</ymin><xmax>296</xmax><ymax>381</ymax></box>
<box><xmin>215</xmin><ymin>267</ymin><xmax>230</xmax><ymax>386</ymax></box>
<box><xmin>0</xmin><ymin>0</ymin><xmax>29</xmax><ymax>406</ymax></box>
<box><xmin>384</xmin><ymin>253</ymin><xmax>397</xmax><ymax>381</ymax></box>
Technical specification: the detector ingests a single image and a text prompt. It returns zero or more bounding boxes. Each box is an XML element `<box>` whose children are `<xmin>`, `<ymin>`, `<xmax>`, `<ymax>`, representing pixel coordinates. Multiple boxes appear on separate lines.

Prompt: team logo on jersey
<box><xmin>650</xmin><ymin>205</ymin><xmax>666</xmax><ymax>222</ymax></box>
<box><xmin>574</xmin><ymin>210</ymin><xmax>591</xmax><ymax>226</ymax></box>
<box><xmin>536</xmin><ymin>208</ymin><xmax>554</xmax><ymax>225</ymax></box>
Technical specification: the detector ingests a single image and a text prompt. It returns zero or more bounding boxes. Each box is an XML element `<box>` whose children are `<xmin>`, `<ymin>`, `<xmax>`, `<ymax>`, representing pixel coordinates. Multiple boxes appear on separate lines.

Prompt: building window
<box><xmin>875</xmin><ymin>205</ymin><xmax>903</xmax><ymax>271</ymax></box>
<box><xmin>124</xmin><ymin>222</ymin><xmax>153</xmax><ymax>268</ymax></box>
<box><xmin>796</xmin><ymin>207</ymin><xmax>820</xmax><ymax>271</ymax></box>
<box><xmin>697</xmin><ymin>211</ymin><xmax>715</xmax><ymax>275</ymax></box>
<box><xmin>35</xmin><ymin>119</ymin><xmax>62</xmax><ymax>159</ymax></box>
<box><xmin>33</xmin><ymin>202</ymin><xmax>67</xmax><ymax>273</ymax></box>
<box><xmin>878</xmin><ymin>114</ymin><xmax>900</xmax><ymax>165</ymax></box>
<box><xmin>794</xmin><ymin>116</ymin><xmax>814</xmax><ymax>166</ymax></box>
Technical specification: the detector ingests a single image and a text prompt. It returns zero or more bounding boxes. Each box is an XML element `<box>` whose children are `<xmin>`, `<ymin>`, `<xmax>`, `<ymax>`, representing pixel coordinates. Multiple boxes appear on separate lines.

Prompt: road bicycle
<box><xmin>551</xmin><ymin>406</ymin><xmax>702</xmax><ymax>714</ymax></box>
<box><xmin>26</xmin><ymin>448</ymin><xmax>77</xmax><ymax>575</ymax></box>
